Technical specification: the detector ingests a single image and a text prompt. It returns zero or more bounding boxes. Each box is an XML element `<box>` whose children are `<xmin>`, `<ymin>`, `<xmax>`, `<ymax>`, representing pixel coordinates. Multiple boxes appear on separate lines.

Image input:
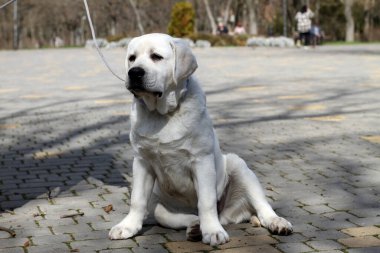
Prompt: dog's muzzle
<box><xmin>127</xmin><ymin>67</ymin><xmax>163</xmax><ymax>98</ymax></box>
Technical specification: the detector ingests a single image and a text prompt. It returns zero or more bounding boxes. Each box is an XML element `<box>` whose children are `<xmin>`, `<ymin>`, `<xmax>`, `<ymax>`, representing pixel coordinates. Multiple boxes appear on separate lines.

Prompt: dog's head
<box><xmin>125</xmin><ymin>33</ymin><xmax>197</xmax><ymax>113</ymax></box>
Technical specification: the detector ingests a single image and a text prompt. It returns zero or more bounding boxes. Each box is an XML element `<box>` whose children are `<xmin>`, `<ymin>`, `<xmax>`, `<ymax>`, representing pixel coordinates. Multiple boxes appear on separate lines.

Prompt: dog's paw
<box><xmin>266</xmin><ymin>216</ymin><xmax>293</xmax><ymax>236</ymax></box>
<box><xmin>201</xmin><ymin>224</ymin><xmax>229</xmax><ymax>246</ymax></box>
<box><xmin>186</xmin><ymin>220</ymin><xmax>202</xmax><ymax>242</ymax></box>
<box><xmin>109</xmin><ymin>223</ymin><xmax>140</xmax><ymax>240</ymax></box>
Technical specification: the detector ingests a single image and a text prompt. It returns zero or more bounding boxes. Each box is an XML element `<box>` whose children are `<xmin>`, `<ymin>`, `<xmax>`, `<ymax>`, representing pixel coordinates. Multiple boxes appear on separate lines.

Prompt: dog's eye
<box><xmin>151</xmin><ymin>53</ymin><xmax>163</xmax><ymax>62</ymax></box>
<box><xmin>129</xmin><ymin>55</ymin><xmax>136</xmax><ymax>62</ymax></box>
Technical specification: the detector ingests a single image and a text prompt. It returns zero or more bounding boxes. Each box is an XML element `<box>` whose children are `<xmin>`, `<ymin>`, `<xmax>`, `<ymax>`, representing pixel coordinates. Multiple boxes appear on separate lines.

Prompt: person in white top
<box><xmin>295</xmin><ymin>5</ymin><xmax>314</xmax><ymax>46</ymax></box>
<box><xmin>233</xmin><ymin>22</ymin><xmax>246</xmax><ymax>35</ymax></box>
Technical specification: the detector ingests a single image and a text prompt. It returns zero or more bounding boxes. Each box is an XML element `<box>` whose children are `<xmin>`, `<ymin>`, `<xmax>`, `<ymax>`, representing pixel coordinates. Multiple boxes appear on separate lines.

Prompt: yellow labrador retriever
<box><xmin>109</xmin><ymin>33</ymin><xmax>293</xmax><ymax>246</ymax></box>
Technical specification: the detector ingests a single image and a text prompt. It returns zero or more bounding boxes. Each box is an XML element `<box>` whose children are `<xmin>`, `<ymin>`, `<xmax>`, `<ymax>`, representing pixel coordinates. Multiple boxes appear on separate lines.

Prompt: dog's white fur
<box><xmin>109</xmin><ymin>33</ymin><xmax>292</xmax><ymax>246</ymax></box>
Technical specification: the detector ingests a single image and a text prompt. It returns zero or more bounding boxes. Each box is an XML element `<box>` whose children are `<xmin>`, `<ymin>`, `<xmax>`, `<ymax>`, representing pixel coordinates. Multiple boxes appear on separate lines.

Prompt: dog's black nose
<box><xmin>128</xmin><ymin>67</ymin><xmax>145</xmax><ymax>79</ymax></box>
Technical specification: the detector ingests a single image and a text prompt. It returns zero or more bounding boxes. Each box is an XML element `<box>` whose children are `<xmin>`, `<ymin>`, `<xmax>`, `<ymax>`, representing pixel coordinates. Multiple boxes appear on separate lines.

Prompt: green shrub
<box><xmin>106</xmin><ymin>34</ymin><xmax>126</xmax><ymax>42</ymax></box>
<box><xmin>168</xmin><ymin>2</ymin><xmax>195</xmax><ymax>37</ymax></box>
<box><xmin>189</xmin><ymin>33</ymin><xmax>248</xmax><ymax>47</ymax></box>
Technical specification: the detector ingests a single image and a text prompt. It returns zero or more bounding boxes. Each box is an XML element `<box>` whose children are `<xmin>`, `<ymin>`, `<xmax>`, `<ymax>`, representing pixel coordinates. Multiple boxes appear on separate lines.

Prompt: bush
<box><xmin>106</xmin><ymin>34</ymin><xmax>126</xmax><ymax>42</ymax></box>
<box><xmin>168</xmin><ymin>2</ymin><xmax>195</xmax><ymax>37</ymax></box>
<box><xmin>189</xmin><ymin>33</ymin><xmax>249</xmax><ymax>47</ymax></box>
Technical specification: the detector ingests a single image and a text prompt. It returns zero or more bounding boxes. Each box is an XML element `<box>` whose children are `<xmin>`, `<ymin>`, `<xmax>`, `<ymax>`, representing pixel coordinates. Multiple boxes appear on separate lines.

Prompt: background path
<box><xmin>1</xmin><ymin>45</ymin><xmax>379</xmax><ymax>252</ymax></box>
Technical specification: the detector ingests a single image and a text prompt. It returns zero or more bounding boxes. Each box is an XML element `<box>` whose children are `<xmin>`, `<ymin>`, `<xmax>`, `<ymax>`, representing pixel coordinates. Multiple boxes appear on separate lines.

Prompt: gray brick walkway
<box><xmin>1</xmin><ymin>45</ymin><xmax>380</xmax><ymax>252</ymax></box>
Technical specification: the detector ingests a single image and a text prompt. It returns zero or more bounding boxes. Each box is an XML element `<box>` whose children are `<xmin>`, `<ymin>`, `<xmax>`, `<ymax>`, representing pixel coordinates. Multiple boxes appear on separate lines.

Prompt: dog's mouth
<box><xmin>127</xmin><ymin>86</ymin><xmax>163</xmax><ymax>98</ymax></box>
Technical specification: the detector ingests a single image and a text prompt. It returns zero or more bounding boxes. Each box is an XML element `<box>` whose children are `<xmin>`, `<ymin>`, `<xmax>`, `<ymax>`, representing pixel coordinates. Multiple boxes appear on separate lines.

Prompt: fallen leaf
<box><xmin>103</xmin><ymin>204</ymin><xmax>114</xmax><ymax>214</ymax></box>
<box><xmin>23</xmin><ymin>240</ymin><xmax>30</xmax><ymax>248</ymax></box>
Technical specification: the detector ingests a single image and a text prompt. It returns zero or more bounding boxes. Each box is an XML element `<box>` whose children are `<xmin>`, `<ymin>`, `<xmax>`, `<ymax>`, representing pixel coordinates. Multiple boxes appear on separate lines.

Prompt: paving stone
<box><xmin>37</xmin><ymin>218</ymin><xmax>77</xmax><ymax>227</ymax></box>
<box><xmin>140</xmin><ymin>226</ymin><xmax>177</xmax><ymax>235</ymax></box>
<box><xmin>303</xmin><ymin>204</ymin><xmax>336</xmax><ymax>214</ymax></box>
<box><xmin>311</xmin><ymin>220</ymin><xmax>357</xmax><ymax>230</ymax></box>
<box><xmin>165</xmin><ymin>232</ymin><xmax>187</xmax><ymax>242</ymax></box>
<box><xmin>272</xmin><ymin>233</ymin><xmax>308</xmax><ymax>243</ymax></box>
<box><xmin>165</xmin><ymin>241</ymin><xmax>213</xmax><ymax>253</ymax></box>
<box><xmin>227</xmin><ymin>229</ymin><xmax>248</xmax><ymax>237</ymax></box>
<box><xmin>342</xmin><ymin>226</ymin><xmax>380</xmax><ymax>237</ymax></box>
<box><xmin>349</xmin><ymin>208</ymin><xmax>380</xmax><ymax>218</ymax></box>
<box><xmin>70</xmin><ymin>238</ymin><xmax>137</xmax><ymax>250</ymax></box>
<box><xmin>72</xmin><ymin>230</ymin><xmax>108</xmax><ymax>241</ymax></box>
<box><xmin>132</xmin><ymin>244</ymin><xmax>168</xmax><ymax>253</ymax></box>
<box><xmin>276</xmin><ymin>242</ymin><xmax>314</xmax><ymax>253</ymax></box>
<box><xmin>218</xmin><ymin>235</ymin><xmax>277</xmax><ymax>249</ymax></box>
<box><xmin>0</xmin><ymin>231</ymin><xmax>11</xmax><ymax>239</ymax></box>
<box><xmin>211</xmin><ymin>245</ymin><xmax>281</xmax><ymax>253</ymax></box>
<box><xmin>31</xmin><ymin>234</ymin><xmax>72</xmax><ymax>245</ymax></box>
<box><xmin>0</xmin><ymin>237</ymin><xmax>30</xmax><ymax>248</ymax></box>
<box><xmin>349</xmin><ymin>217</ymin><xmax>380</xmax><ymax>227</ymax></box>
<box><xmin>0</xmin><ymin>248</ymin><xmax>24</xmax><ymax>253</ymax></box>
<box><xmin>338</xmin><ymin>236</ymin><xmax>380</xmax><ymax>248</ymax></box>
<box><xmin>323</xmin><ymin>211</ymin><xmax>359</xmax><ymax>221</ymax></box>
<box><xmin>245</xmin><ymin>227</ymin><xmax>270</xmax><ymax>236</ymax></box>
<box><xmin>306</xmin><ymin>240</ymin><xmax>344</xmax><ymax>251</ymax></box>
<box><xmin>347</xmin><ymin>247</ymin><xmax>380</xmax><ymax>253</ymax></box>
<box><xmin>27</xmin><ymin>243</ymin><xmax>70</xmax><ymax>253</ymax></box>
<box><xmin>101</xmin><ymin>249</ymin><xmax>133</xmax><ymax>253</ymax></box>
<box><xmin>135</xmin><ymin>234</ymin><xmax>167</xmax><ymax>245</ymax></box>
<box><xmin>52</xmin><ymin>224</ymin><xmax>93</xmax><ymax>234</ymax></box>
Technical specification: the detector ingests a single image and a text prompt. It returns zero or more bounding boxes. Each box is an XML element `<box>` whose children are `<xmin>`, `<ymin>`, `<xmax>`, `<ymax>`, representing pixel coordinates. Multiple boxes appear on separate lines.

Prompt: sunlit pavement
<box><xmin>1</xmin><ymin>45</ymin><xmax>380</xmax><ymax>252</ymax></box>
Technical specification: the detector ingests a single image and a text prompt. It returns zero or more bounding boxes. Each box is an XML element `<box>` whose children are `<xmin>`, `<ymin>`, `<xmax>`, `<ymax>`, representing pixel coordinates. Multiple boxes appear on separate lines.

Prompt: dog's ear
<box><xmin>171</xmin><ymin>38</ymin><xmax>198</xmax><ymax>84</ymax></box>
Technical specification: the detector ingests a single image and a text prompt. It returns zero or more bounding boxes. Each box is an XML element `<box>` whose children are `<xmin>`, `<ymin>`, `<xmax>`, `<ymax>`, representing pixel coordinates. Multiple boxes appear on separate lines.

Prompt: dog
<box><xmin>109</xmin><ymin>33</ymin><xmax>293</xmax><ymax>246</ymax></box>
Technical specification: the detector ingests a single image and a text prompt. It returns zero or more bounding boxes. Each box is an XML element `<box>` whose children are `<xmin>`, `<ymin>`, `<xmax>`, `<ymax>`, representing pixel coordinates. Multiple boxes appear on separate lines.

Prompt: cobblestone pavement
<box><xmin>0</xmin><ymin>45</ymin><xmax>380</xmax><ymax>253</ymax></box>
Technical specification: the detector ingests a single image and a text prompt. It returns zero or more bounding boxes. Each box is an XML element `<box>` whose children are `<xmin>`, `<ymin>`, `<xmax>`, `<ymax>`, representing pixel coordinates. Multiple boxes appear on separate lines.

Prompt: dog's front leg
<box><xmin>193</xmin><ymin>154</ymin><xmax>229</xmax><ymax>246</ymax></box>
<box><xmin>109</xmin><ymin>158</ymin><xmax>155</xmax><ymax>240</ymax></box>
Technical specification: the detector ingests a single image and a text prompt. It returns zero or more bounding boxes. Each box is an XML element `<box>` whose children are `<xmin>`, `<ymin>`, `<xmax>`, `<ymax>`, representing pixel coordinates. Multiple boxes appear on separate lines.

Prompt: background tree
<box><xmin>168</xmin><ymin>2</ymin><xmax>195</xmax><ymax>37</ymax></box>
<box><xmin>342</xmin><ymin>0</ymin><xmax>355</xmax><ymax>42</ymax></box>
<box><xmin>202</xmin><ymin>0</ymin><xmax>217</xmax><ymax>35</ymax></box>
<box><xmin>1</xmin><ymin>0</ymin><xmax>380</xmax><ymax>49</ymax></box>
<box><xmin>128</xmin><ymin>0</ymin><xmax>144</xmax><ymax>35</ymax></box>
<box><xmin>246</xmin><ymin>0</ymin><xmax>259</xmax><ymax>35</ymax></box>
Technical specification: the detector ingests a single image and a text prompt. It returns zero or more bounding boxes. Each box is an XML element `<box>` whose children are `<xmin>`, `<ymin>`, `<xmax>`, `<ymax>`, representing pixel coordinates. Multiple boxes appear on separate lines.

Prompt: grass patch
<box><xmin>324</xmin><ymin>41</ymin><xmax>380</xmax><ymax>46</ymax></box>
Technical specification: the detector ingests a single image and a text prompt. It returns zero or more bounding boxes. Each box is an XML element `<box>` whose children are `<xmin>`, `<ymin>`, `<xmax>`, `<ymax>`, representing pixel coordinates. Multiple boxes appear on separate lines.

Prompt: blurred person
<box><xmin>310</xmin><ymin>24</ymin><xmax>320</xmax><ymax>47</ymax></box>
<box><xmin>217</xmin><ymin>22</ymin><xmax>229</xmax><ymax>35</ymax></box>
<box><xmin>295</xmin><ymin>5</ymin><xmax>314</xmax><ymax>47</ymax></box>
<box><xmin>311</xmin><ymin>23</ymin><xmax>324</xmax><ymax>46</ymax></box>
<box><xmin>233</xmin><ymin>22</ymin><xmax>246</xmax><ymax>35</ymax></box>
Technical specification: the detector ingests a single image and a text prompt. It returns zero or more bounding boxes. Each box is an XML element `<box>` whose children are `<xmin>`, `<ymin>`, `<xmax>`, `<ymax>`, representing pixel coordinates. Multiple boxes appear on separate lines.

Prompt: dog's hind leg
<box><xmin>153</xmin><ymin>202</ymin><xmax>201</xmax><ymax>241</ymax></box>
<box><xmin>222</xmin><ymin>153</ymin><xmax>293</xmax><ymax>235</ymax></box>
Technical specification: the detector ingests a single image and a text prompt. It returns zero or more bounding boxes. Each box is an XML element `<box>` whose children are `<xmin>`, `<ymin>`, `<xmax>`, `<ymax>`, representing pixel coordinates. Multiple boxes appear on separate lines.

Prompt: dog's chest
<box><xmin>131</xmin><ymin>112</ymin><xmax>198</xmax><ymax>201</ymax></box>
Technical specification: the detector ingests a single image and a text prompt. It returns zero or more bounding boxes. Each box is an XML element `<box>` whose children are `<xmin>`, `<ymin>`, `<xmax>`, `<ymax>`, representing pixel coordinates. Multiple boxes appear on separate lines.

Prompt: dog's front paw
<box><xmin>201</xmin><ymin>224</ymin><xmax>229</xmax><ymax>246</ymax></box>
<box><xmin>109</xmin><ymin>223</ymin><xmax>140</xmax><ymax>240</ymax></box>
<box><xmin>266</xmin><ymin>216</ymin><xmax>293</xmax><ymax>236</ymax></box>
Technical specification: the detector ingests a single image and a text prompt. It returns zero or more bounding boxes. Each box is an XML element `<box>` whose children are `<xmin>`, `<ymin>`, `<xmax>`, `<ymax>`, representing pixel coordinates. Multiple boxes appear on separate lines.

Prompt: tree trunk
<box><xmin>343</xmin><ymin>0</ymin><xmax>355</xmax><ymax>42</ymax></box>
<box><xmin>363</xmin><ymin>0</ymin><xmax>373</xmax><ymax>41</ymax></box>
<box><xmin>128</xmin><ymin>0</ymin><xmax>144</xmax><ymax>35</ymax></box>
<box><xmin>202</xmin><ymin>0</ymin><xmax>217</xmax><ymax>35</ymax></box>
<box><xmin>315</xmin><ymin>0</ymin><xmax>320</xmax><ymax>24</ymax></box>
<box><xmin>246</xmin><ymin>0</ymin><xmax>258</xmax><ymax>35</ymax></box>
<box><xmin>223</xmin><ymin>0</ymin><xmax>233</xmax><ymax>25</ymax></box>
<box><xmin>110</xmin><ymin>19</ymin><xmax>116</xmax><ymax>36</ymax></box>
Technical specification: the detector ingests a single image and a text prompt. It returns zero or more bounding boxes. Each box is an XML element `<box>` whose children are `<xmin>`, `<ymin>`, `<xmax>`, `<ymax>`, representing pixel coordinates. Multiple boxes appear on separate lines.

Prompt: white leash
<box><xmin>83</xmin><ymin>0</ymin><xmax>126</xmax><ymax>82</ymax></box>
<box><xmin>0</xmin><ymin>0</ymin><xmax>16</xmax><ymax>9</ymax></box>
